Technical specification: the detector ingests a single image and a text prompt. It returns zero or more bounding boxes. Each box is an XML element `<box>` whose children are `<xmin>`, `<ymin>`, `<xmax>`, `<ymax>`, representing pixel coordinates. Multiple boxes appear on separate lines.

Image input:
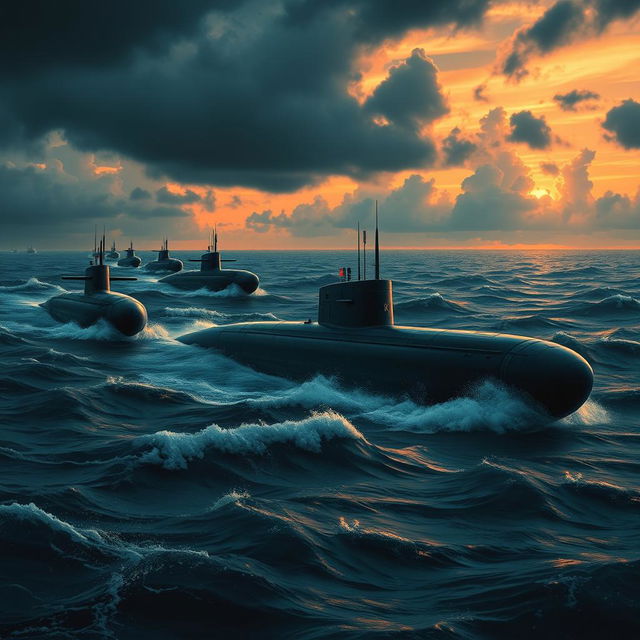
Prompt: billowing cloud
<box><xmin>499</xmin><ymin>0</ymin><xmax>640</xmax><ymax>80</ymax></box>
<box><xmin>441</xmin><ymin>128</ymin><xmax>477</xmax><ymax>166</ymax></box>
<box><xmin>602</xmin><ymin>99</ymin><xmax>640</xmax><ymax>149</ymax></box>
<box><xmin>0</xmin><ymin>0</ymin><xmax>484</xmax><ymax>192</ymax></box>
<box><xmin>553</xmin><ymin>89</ymin><xmax>600</xmax><ymax>111</ymax></box>
<box><xmin>507</xmin><ymin>111</ymin><xmax>552</xmax><ymax>149</ymax></box>
<box><xmin>364</xmin><ymin>49</ymin><xmax>448</xmax><ymax>131</ymax></box>
<box><xmin>156</xmin><ymin>186</ymin><xmax>215</xmax><ymax>211</ymax></box>
<box><xmin>244</xmin><ymin>105</ymin><xmax>640</xmax><ymax>238</ymax></box>
<box><xmin>0</xmin><ymin>140</ymin><xmax>200</xmax><ymax>244</ymax></box>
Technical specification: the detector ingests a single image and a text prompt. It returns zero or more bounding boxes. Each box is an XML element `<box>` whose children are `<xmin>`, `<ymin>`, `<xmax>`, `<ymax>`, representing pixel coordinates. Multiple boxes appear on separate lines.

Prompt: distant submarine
<box><xmin>160</xmin><ymin>229</ymin><xmax>259</xmax><ymax>293</ymax></box>
<box><xmin>106</xmin><ymin>241</ymin><xmax>120</xmax><ymax>260</ymax></box>
<box><xmin>179</xmin><ymin>213</ymin><xmax>593</xmax><ymax>419</ymax></box>
<box><xmin>117</xmin><ymin>242</ymin><xmax>142</xmax><ymax>268</ymax></box>
<box><xmin>41</xmin><ymin>236</ymin><xmax>147</xmax><ymax>336</ymax></box>
<box><xmin>146</xmin><ymin>238</ymin><xmax>183</xmax><ymax>273</ymax></box>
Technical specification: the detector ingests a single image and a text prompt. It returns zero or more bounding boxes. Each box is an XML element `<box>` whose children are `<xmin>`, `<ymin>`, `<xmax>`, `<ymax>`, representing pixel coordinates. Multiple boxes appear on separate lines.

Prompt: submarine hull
<box><xmin>42</xmin><ymin>291</ymin><xmax>148</xmax><ymax>336</ymax></box>
<box><xmin>179</xmin><ymin>322</ymin><xmax>593</xmax><ymax>419</ymax></box>
<box><xmin>160</xmin><ymin>269</ymin><xmax>259</xmax><ymax>293</ymax></box>
<box><xmin>146</xmin><ymin>258</ymin><xmax>183</xmax><ymax>273</ymax></box>
<box><xmin>117</xmin><ymin>256</ymin><xmax>141</xmax><ymax>268</ymax></box>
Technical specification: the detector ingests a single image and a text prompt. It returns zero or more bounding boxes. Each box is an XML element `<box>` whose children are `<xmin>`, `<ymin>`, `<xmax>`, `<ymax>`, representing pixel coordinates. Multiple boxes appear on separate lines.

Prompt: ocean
<box><xmin>1</xmin><ymin>249</ymin><xmax>639</xmax><ymax>639</ymax></box>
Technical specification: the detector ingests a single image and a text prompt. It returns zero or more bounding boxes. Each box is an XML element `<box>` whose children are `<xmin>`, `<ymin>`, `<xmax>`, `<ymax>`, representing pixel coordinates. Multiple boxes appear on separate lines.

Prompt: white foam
<box><xmin>136</xmin><ymin>410</ymin><xmax>365</xmax><ymax>470</ymax></box>
<box><xmin>162</xmin><ymin>306</ymin><xmax>279</xmax><ymax>322</ymax></box>
<box><xmin>373</xmin><ymin>381</ymin><xmax>543</xmax><ymax>433</ymax></box>
<box><xmin>43</xmin><ymin>318</ymin><xmax>129</xmax><ymax>341</ymax></box>
<box><xmin>175</xmin><ymin>283</ymin><xmax>250</xmax><ymax>298</ymax></box>
<box><xmin>0</xmin><ymin>277</ymin><xmax>66</xmax><ymax>294</ymax></box>
<box><xmin>245</xmin><ymin>377</ymin><xmax>543</xmax><ymax>433</ymax></box>
<box><xmin>561</xmin><ymin>399</ymin><xmax>609</xmax><ymax>426</ymax></box>
<box><xmin>0</xmin><ymin>502</ymin><xmax>105</xmax><ymax>546</ymax></box>
<box><xmin>209</xmin><ymin>490</ymin><xmax>250</xmax><ymax>511</ymax></box>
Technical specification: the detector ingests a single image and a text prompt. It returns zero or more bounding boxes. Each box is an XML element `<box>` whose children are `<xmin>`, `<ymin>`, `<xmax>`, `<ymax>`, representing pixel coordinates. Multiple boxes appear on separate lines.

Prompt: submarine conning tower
<box><xmin>190</xmin><ymin>227</ymin><xmax>235</xmax><ymax>272</ymax></box>
<box><xmin>319</xmin><ymin>202</ymin><xmax>393</xmax><ymax>328</ymax></box>
<box><xmin>62</xmin><ymin>236</ymin><xmax>137</xmax><ymax>293</ymax></box>
<box><xmin>318</xmin><ymin>280</ymin><xmax>393</xmax><ymax>328</ymax></box>
<box><xmin>156</xmin><ymin>238</ymin><xmax>170</xmax><ymax>261</ymax></box>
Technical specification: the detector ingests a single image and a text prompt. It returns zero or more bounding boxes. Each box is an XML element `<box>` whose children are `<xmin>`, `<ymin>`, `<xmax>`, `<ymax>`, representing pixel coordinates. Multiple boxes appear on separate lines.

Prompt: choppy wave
<box><xmin>0</xmin><ymin>277</ymin><xmax>66</xmax><ymax>294</ymax></box>
<box><xmin>136</xmin><ymin>410</ymin><xmax>365</xmax><ymax>469</ymax></box>
<box><xmin>395</xmin><ymin>292</ymin><xmax>469</xmax><ymax>313</ymax></box>
<box><xmin>572</xmin><ymin>294</ymin><xmax>640</xmax><ymax>316</ymax></box>
<box><xmin>161</xmin><ymin>306</ymin><xmax>280</xmax><ymax>323</ymax></box>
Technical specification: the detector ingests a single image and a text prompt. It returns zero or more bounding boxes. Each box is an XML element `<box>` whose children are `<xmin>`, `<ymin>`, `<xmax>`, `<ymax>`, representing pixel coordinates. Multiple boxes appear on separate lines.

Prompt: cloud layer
<box><xmin>0</xmin><ymin>0</ymin><xmax>487</xmax><ymax>192</ymax></box>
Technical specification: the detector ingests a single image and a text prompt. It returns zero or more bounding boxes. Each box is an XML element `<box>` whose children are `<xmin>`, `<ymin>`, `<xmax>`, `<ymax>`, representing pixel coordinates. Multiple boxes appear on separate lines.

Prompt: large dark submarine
<box><xmin>117</xmin><ymin>242</ymin><xmax>142</xmax><ymax>268</ymax></box>
<box><xmin>160</xmin><ymin>229</ymin><xmax>259</xmax><ymax>293</ymax></box>
<box><xmin>41</xmin><ymin>237</ymin><xmax>148</xmax><ymax>336</ymax></box>
<box><xmin>179</xmin><ymin>215</ymin><xmax>593</xmax><ymax>419</ymax></box>
<box><xmin>146</xmin><ymin>238</ymin><xmax>183</xmax><ymax>273</ymax></box>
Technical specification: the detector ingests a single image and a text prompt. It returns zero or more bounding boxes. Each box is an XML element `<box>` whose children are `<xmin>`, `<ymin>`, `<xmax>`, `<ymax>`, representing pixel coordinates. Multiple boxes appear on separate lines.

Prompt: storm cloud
<box><xmin>500</xmin><ymin>0</ymin><xmax>640</xmax><ymax>80</ymax></box>
<box><xmin>554</xmin><ymin>89</ymin><xmax>600</xmax><ymax>111</ymax></box>
<box><xmin>0</xmin><ymin>0</ymin><xmax>487</xmax><ymax>192</ymax></box>
<box><xmin>507</xmin><ymin>111</ymin><xmax>553</xmax><ymax>149</ymax></box>
<box><xmin>441</xmin><ymin>128</ymin><xmax>477</xmax><ymax>167</ymax></box>
<box><xmin>602</xmin><ymin>99</ymin><xmax>640</xmax><ymax>149</ymax></box>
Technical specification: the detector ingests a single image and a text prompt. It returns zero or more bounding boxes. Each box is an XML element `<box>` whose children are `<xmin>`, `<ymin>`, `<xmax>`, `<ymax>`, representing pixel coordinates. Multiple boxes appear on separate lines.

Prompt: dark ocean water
<box><xmin>1</xmin><ymin>249</ymin><xmax>639</xmax><ymax>639</ymax></box>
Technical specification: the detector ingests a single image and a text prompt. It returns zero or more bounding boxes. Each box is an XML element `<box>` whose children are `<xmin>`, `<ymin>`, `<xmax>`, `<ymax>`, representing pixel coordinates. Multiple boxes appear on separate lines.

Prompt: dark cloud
<box><xmin>364</xmin><ymin>49</ymin><xmax>448</xmax><ymax>130</ymax></box>
<box><xmin>592</xmin><ymin>0</ymin><xmax>640</xmax><ymax>30</ymax></box>
<box><xmin>0</xmin><ymin>0</ymin><xmax>484</xmax><ymax>192</ymax></box>
<box><xmin>130</xmin><ymin>187</ymin><xmax>151</xmax><ymax>200</ymax></box>
<box><xmin>0</xmin><ymin>0</ymin><xmax>224</xmax><ymax>77</ymax></box>
<box><xmin>156</xmin><ymin>186</ymin><xmax>202</xmax><ymax>206</ymax></box>
<box><xmin>442</xmin><ymin>128</ymin><xmax>477</xmax><ymax>166</ymax></box>
<box><xmin>500</xmin><ymin>0</ymin><xmax>640</xmax><ymax>80</ymax></box>
<box><xmin>602</xmin><ymin>99</ymin><xmax>640</xmax><ymax>149</ymax></box>
<box><xmin>595</xmin><ymin>190</ymin><xmax>640</xmax><ymax>228</ymax></box>
<box><xmin>473</xmin><ymin>83</ymin><xmax>489</xmax><ymax>102</ymax></box>
<box><xmin>540</xmin><ymin>162</ymin><xmax>560</xmax><ymax>176</ymax></box>
<box><xmin>246</xmin><ymin>210</ymin><xmax>291</xmax><ymax>233</ymax></box>
<box><xmin>553</xmin><ymin>89</ymin><xmax>600</xmax><ymax>111</ymax></box>
<box><xmin>0</xmin><ymin>162</ymin><xmax>190</xmax><ymax>244</ymax></box>
<box><xmin>284</xmin><ymin>0</ymin><xmax>490</xmax><ymax>41</ymax></box>
<box><xmin>507</xmin><ymin>111</ymin><xmax>552</xmax><ymax>149</ymax></box>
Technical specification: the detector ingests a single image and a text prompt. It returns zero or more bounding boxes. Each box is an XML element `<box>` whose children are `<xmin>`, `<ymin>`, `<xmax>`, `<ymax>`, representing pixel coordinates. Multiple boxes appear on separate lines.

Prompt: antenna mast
<box><xmin>363</xmin><ymin>229</ymin><xmax>367</xmax><ymax>280</ymax></box>
<box><xmin>374</xmin><ymin>200</ymin><xmax>380</xmax><ymax>280</ymax></box>
<box><xmin>357</xmin><ymin>221</ymin><xmax>361</xmax><ymax>281</ymax></box>
<box><xmin>214</xmin><ymin>225</ymin><xmax>218</xmax><ymax>252</ymax></box>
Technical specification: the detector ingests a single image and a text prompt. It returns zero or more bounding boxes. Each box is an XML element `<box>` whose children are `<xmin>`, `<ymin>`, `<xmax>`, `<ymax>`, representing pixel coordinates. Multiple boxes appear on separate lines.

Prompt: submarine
<box><xmin>117</xmin><ymin>242</ymin><xmax>142</xmax><ymax>268</ymax></box>
<box><xmin>179</xmin><ymin>213</ymin><xmax>593</xmax><ymax>419</ymax></box>
<box><xmin>146</xmin><ymin>238</ymin><xmax>183</xmax><ymax>273</ymax></box>
<box><xmin>106</xmin><ymin>241</ymin><xmax>120</xmax><ymax>261</ymax></box>
<box><xmin>41</xmin><ymin>236</ymin><xmax>148</xmax><ymax>336</ymax></box>
<box><xmin>160</xmin><ymin>229</ymin><xmax>259</xmax><ymax>293</ymax></box>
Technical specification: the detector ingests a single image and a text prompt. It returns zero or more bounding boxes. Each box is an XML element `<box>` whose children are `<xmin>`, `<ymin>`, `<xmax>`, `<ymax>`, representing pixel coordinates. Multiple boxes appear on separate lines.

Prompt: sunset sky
<box><xmin>1</xmin><ymin>0</ymin><xmax>639</xmax><ymax>249</ymax></box>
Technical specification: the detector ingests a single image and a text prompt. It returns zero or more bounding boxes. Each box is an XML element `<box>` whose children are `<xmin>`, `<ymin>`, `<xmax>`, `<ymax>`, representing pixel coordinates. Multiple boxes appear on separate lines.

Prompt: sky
<box><xmin>1</xmin><ymin>0</ymin><xmax>639</xmax><ymax>250</ymax></box>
